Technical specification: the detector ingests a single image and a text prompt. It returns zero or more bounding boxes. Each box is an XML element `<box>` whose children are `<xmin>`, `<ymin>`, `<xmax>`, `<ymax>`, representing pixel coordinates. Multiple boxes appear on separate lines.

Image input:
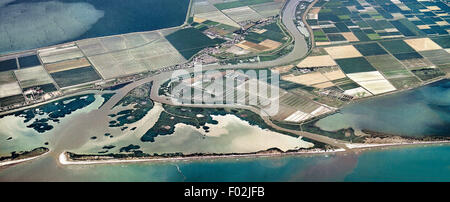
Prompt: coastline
<box><xmin>58</xmin><ymin>140</ymin><xmax>450</xmax><ymax>166</ymax></box>
<box><xmin>0</xmin><ymin>148</ymin><xmax>50</xmax><ymax>167</ymax></box>
<box><xmin>0</xmin><ymin>0</ymin><xmax>448</xmax><ymax>171</ymax></box>
<box><xmin>58</xmin><ymin>148</ymin><xmax>346</xmax><ymax>166</ymax></box>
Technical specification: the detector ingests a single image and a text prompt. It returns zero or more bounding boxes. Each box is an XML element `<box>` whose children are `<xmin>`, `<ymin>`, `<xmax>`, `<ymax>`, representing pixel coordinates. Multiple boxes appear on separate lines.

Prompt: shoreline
<box><xmin>59</xmin><ymin>140</ymin><xmax>450</xmax><ymax>166</ymax></box>
<box><xmin>0</xmin><ymin>148</ymin><xmax>50</xmax><ymax>167</ymax></box>
<box><xmin>59</xmin><ymin>148</ymin><xmax>346</xmax><ymax>166</ymax></box>
<box><xmin>0</xmin><ymin>0</ymin><xmax>447</xmax><ymax>117</ymax></box>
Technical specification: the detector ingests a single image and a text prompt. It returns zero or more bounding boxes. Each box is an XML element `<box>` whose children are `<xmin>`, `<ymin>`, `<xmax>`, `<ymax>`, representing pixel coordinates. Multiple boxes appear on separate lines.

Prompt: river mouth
<box><xmin>315</xmin><ymin>79</ymin><xmax>450</xmax><ymax>137</ymax></box>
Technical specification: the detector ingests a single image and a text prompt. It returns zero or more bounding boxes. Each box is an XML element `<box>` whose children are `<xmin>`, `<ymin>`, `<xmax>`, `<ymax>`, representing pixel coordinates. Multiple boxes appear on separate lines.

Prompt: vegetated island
<box><xmin>359</xmin><ymin>130</ymin><xmax>450</xmax><ymax>145</ymax></box>
<box><xmin>61</xmin><ymin>130</ymin><xmax>450</xmax><ymax>165</ymax></box>
<box><xmin>60</xmin><ymin>146</ymin><xmax>345</xmax><ymax>165</ymax></box>
<box><xmin>0</xmin><ymin>147</ymin><xmax>49</xmax><ymax>167</ymax></box>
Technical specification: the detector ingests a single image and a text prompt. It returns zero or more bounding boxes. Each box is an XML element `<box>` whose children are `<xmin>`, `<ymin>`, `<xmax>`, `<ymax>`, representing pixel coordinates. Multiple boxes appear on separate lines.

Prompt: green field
<box><xmin>379</xmin><ymin>40</ymin><xmax>415</xmax><ymax>54</ymax></box>
<box><xmin>388</xmin><ymin>77</ymin><xmax>422</xmax><ymax>89</ymax></box>
<box><xmin>312</xmin><ymin>0</ymin><xmax>449</xmax><ymax>46</ymax></box>
<box><xmin>393</xmin><ymin>52</ymin><xmax>423</xmax><ymax>60</ymax></box>
<box><xmin>50</xmin><ymin>66</ymin><xmax>101</xmax><ymax>88</ymax></box>
<box><xmin>335</xmin><ymin>57</ymin><xmax>377</xmax><ymax>74</ymax></box>
<box><xmin>214</xmin><ymin>0</ymin><xmax>273</xmax><ymax>10</ymax></box>
<box><xmin>0</xmin><ymin>71</ymin><xmax>17</xmax><ymax>85</ymax></box>
<box><xmin>411</xmin><ymin>68</ymin><xmax>446</xmax><ymax>81</ymax></box>
<box><xmin>327</xmin><ymin>34</ymin><xmax>346</xmax><ymax>41</ymax></box>
<box><xmin>166</xmin><ymin>28</ymin><xmax>225</xmax><ymax>59</ymax></box>
<box><xmin>420</xmin><ymin>49</ymin><xmax>450</xmax><ymax>66</ymax></box>
<box><xmin>331</xmin><ymin>77</ymin><xmax>360</xmax><ymax>90</ymax></box>
<box><xmin>431</xmin><ymin>36</ymin><xmax>450</xmax><ymax>49</ymax></box>
<box><xmin>245</xmin><ymin>22</ymin><xmax>287</xmax><ymax>43</ymax></box>
<box><xmin>0</xmin><ymin>95</ymin><xmax>25</xmax><ymax>107</ymax></box>
<box><xmin>354</xmin><ymin>43</ymin><xmax>387</xmax><ymax>56</ymax></box>
<box><xmin>366</xmin><ymin>55</ymin><xmax>408</xmax><ymax>73</ymax></box>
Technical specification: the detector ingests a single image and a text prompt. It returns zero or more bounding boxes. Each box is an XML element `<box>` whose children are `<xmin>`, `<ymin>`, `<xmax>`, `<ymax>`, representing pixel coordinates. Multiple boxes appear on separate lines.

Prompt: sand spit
<box><xmin>59</xmin><ymin>148</ymin><xmax>346</xmax><ymax>166</ymax></box>
<box><xmin>59</xmin><ymin>140</ymin><xmax>450</xmax><ymax>166</ymax></box>
<box><xmin>0</xmin><ymin>149</ymin><xmax>49</xmax><ymax>167</ymax></box>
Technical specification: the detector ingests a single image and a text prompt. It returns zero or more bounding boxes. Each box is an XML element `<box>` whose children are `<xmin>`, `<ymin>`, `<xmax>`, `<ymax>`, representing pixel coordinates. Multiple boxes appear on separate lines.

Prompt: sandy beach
<box><xmin>58</xmin><ymin>148</ymin><xmax>346</xmax><ymax>166</ymax></box>
<box><xmin>57</xmin><ymin>140</ymin><xmax>450</xmax><ymax>166</ymax></box>
<box><xmin>0</xmin><ymin>150</ymin><xmax>49</xmax><ymax>167</ymax></box>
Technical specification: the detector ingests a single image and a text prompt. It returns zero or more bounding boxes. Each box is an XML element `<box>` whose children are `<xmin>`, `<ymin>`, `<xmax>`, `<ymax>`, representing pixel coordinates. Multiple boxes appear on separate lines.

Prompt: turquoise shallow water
<box><xmin>316</xmin><ymin>79</ymin><xmax>450</xmax><ymax>137</ymax></box>
<box><xmin>0</xmin><ymin>0</ymin><xmax>190</xmax><ymax>54</ymax></box>
<box><xmin>0</xmin><ymin>144</ymin><xmax>448</xmax><ymax>181</ymax></box>
<box><xmin>345</xmin><ymin>145</ymin><xmax>450</xmax><ymax>182</ymax></box>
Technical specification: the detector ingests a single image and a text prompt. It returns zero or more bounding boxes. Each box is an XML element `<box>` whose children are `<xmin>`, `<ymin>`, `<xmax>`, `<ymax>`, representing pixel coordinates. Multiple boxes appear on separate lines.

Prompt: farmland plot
<box><xmin>195</xmin><ymin>11</ymin><xmax>241</xmax><ymax>27</ymax></box>
<box><xmin>166</xmin><ymin>28</ymin><xmax>223</xmax><ymax>59</ymax></box>
<box><xmin>0</xmin><ymin>71</ymin><xmax>17</xmax><ymax>85</ymax></box>
<box><xmin>14</xmin><ymin>66</ymin><xmax>54</xmax><ymax>89</ymax></box>
<box><xmin>366</xmin><ymin>54</ymin><xmax>413</xmax><ymax>78</ymax></box>
<box><xmin>50</xmin><ymin>66</ymin><xmax>101</xmax><ymax>88</ymax></box>
<box><xmin>388</xmin><ymin>77</ymin><xmax>422</xmax><ymax>90</ymax></box>
<box><xmin>320</xmin><ymin>67</ymin><xmax>346</xmax><ymax>81</ymax></box>
<box><xmin>250</xmin><ymin>1</ymin><xmax>284</xmax><ymax>17</ymax></box>
<box><xmin>38</xmin><ymin>44</ymin><xmax>84</xmax><ymax>64</ymax></box>
<box><xmin>404</xmin><ymin>38</ymin><xmax>442</xmax><ymax>52</ymax></box>
<box><xmin>0</xmin><ymin>72</ymin><xmax>22</xmax><ymax>99</ymax></box>
<box><xmin>358</xmin><ymin>79</ymin><xmax>396</xmax><ymax>95</ymax></box>
<box><xmin>297</xmin><ymin>55</ymin><xmax>337</xmax><ymax>68</ymax></box>
<box><xmin>192</xmin><ymin>0</ymin><xmax>219</xmax><ymax>14</ymax></box>
<box><xmin>281</xmin><ymin>72</ymin><xmax>330</xmax><ymax>86</ymax></box>
<box><xmin>222</xmin><ymin>6</ymin><xmax>264</xmax><ymax>23</ymax></box>
<box><xmin>213</xmin><ymin>0</ymin><xmax>274</xmax><ymax>10</ymax></box>
<box><xmin>44</xmin><ymin>58</ymin><xmax>91</xmax><ymax>73</ymax></box>
<box><xmin>0</xmin><ymin>58</ymin><xmax>18</xmax><ymax>72</ymax></box>
<box><xmin>379</xmin><ymin>39</ymin><xmax>416</xmax><ymax>54</ymax></box>
<box><xmin>335</xmin><ymin>57</ymin><xmax>377</xmax><ymax>74</ymax></box>
<box><xmin>0</xmin><ymin>95</ymin><xmax>25</xmax><ymax>107</ymax></box>
<box><xmin>18</xmin><ymin>55</ymin><xmax>41</xmax><ymax>69</ymax></box>
<box><xmin>346</xmin><ymin>71</ymin><xmax>386</xmax><ymax>83</ymax></box>
<box><xmin>419</xmin><ymin>49</ymin><xmax>450</xmax><ymax>66</ymax></box>
<box><xmin>324</xmin><ymin>45</ymin><xmax>363</xmax><ymax>59</ymax></box>
<box><xmin>83</xmin><ymin>30</ymin><xmax>187</xmax><ymax>79</ymax></box>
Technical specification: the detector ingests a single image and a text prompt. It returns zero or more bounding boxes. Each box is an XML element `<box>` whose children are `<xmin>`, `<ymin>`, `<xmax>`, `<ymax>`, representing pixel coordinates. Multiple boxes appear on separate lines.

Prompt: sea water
<box><xmin>0</xmin><ymin>0</ymin><xmax>190</xmax><ymax>54</ymax></box>
<box><xmin>0</xmin><ymin>144</ymin><xmax>449</xmax><ymax>181</ymax></box>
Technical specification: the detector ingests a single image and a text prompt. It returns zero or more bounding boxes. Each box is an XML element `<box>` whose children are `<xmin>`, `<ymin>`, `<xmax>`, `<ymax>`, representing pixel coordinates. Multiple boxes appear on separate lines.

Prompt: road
<box><xmin>96</xmin><ymin>0</ymin><xmax>350</xmax><ymax>150</ymax></box>
<box><xmin>199</xmin><ymin>0</ymin><xmax>310</xmax><ymax>70</ymax></box>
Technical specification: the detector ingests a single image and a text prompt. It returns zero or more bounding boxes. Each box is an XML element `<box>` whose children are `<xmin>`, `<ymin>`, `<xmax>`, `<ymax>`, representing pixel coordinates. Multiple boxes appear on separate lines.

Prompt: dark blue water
<box><xmin>0</xmin><ymin>0</ymin><xmax>190</xmax><ymax>54</ymax></box>
<box><xmin>62</xmin><ymin>0</ymin><xmax>189</xmax><ymax>39</ymax></box>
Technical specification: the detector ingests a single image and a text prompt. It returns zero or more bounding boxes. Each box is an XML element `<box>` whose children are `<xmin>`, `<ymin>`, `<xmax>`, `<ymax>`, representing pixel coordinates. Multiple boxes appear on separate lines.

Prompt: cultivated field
<box><xmin>250</xmin><ymin>1</ymin><xmax>284</xmax><ymax>18</ymax></box>
<box><xmin>18</xmin><ymin>55</ymin><xmax>41</xmax><ymax>69</ymax></box>
<box><xmin>308</xmin><ymin>0</ymin><xmax>449</xmax><ymax>46</ymax></box>
<box><xmin>0</xmin><ymin>58</ymin><xmax>18</xmax><ymax>72</ymax></box>
<box><xmin>358</xmin><ymin>79</ymin><xmax>396</xmax><ymax>95</ymax></box>
<box><xmin>222</xmin><ymin>6</ymin><xmax>264</xmax><ymax>23</ymax></box>
<box><xmin>297</xmin><ymin>55</ymin><xmax>337</xmax><ymax>68</ymax></box>
<box><xmin>50</xmin><ymin>66</ymin><xmax>101</xmax><ymax>88</ymax></box>
<box><xmin>325</xmin><ymin>45</ymin><xmax>362</xmax><ymax>59</ymax></box>
<box><xmin>38</xmin><ymin>44</ymin><xmax>84</xmax><ymax>64</ymax></box>
<box><xmin>44</xmin><ymin>58</ymin><xmax>92</xmax><ymax>73</ymax></box>
<box><xmin>404</xmin><ymin>38</ymin><xmax>442</xmax><ymax>51</ymax></box>
<box><xmin>78</xmin><ymin>30</ymin><xmax>188</xmax><ymax>79</ymax></box>
<box><xmin>0</xmin><ymin>82</ymin><xmax>22</xmax><ymax>99</ymax></box>
<box><xmin>14</xmin><ymin>66</ymin><xmax>54</xmax><ymax>89</ymax></box>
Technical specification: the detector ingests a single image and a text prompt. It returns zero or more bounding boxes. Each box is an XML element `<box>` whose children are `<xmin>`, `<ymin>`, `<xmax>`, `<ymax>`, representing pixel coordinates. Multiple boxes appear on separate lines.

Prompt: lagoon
<box><xmin>316</xmin><ymin>79</ymin><xmax>450</xmax><ymax>137</ymax></box>
<box><xmin>0</xmin><ymin>0</ymin><xmax>190</xmax><ymax>54</ymax></box>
